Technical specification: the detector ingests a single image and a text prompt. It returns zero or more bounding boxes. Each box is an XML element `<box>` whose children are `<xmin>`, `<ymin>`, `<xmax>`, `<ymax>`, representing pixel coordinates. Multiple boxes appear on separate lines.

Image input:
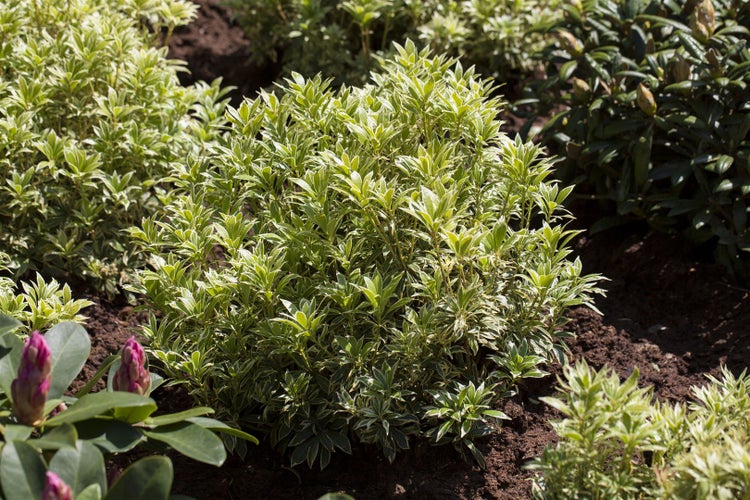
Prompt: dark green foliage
<box><xmin>523</xmin><ymin>0</ymin><xmax>750</xmax><ymax>280</ymax></box>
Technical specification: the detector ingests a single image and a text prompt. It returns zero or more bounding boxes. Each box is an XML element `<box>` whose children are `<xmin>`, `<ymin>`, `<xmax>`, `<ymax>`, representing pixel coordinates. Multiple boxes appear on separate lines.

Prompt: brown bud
<box><xmin>672</xmin><ymin>54</ymin><xmax>692</xmax><ymax>82</ymax></box>
<box><xmin>636</xmin><ymin>83</ymin><xmax>657</xmax><ymax>116</ymax></box>
<box><xmin>571</xmin><ymin>78</ymin><xmax>590</xmax><ymax>100</ymax></box>
<box><xmin>646</xmin><ymin>38</ymin><xmax>656</xmax><ymax>54</ymax></box>
<box><xmin>706</xmin><ymin>48</ymin><xmax>722</xmax><ymax>75</ymax></box>
<box><xmin>557</xmin><ymin>31</ymin><xmax>584</xmax><ymax>57</ymax></box>
<box><xmin>691</xmin><ymin>0</ymin><xmax>715</xmax><ymax>41</ymax></box>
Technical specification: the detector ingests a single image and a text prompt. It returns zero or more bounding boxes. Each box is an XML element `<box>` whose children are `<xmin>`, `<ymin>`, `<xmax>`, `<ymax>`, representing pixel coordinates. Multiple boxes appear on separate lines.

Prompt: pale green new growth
<box><xmin>531</xmin><ymin>361</ymin><xmax>750</xmax><ymax>499</ymax></box>
<box><xmin>0</xmin><ymin>0</ymin><xmax>229</xmax><ymax>295</ymax></box>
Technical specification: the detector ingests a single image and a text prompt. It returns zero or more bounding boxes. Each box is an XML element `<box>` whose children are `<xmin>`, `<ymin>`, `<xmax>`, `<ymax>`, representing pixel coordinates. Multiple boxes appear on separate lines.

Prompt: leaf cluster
<box><xmin>531</xmin><ymin>360</ymin><xmax>750</xmax><ymax>499</ymax></box>
<box><xmin>0</xmin><ymin>253</ymin><xmax>92</xmax><ymax>333</ymax></box>
<box><xmin>521</xmin><ymin>0</ymin><xmax>750</xmax><ymax>280</ymax></box>
<box><xmin>131</xmin><ymin>41</ymin><xmax>602</xmax><ymax>468</ymax></box>
<box><xmin>0</xmin><ymin>317</ymin><xmax>256</xmax><ymax>500</ymax></box>
<box><xmin>222</xmin><ymin>0</ymin><xmax>561</xmax><ymax>85</ymax></box>
<box><xmin>0</xmin><ymin>0</ymin><xmax>229</xmax><ymax>295</ymax></box>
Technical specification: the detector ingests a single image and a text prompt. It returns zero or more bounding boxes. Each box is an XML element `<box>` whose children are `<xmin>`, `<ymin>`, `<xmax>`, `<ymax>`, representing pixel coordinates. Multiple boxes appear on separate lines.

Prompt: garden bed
<box><xmin>68</xmin><ymin>2</ymin><xmax>750</xmax><ymax>497</ymax></box>
<box><xmin>86</xmin><ymin>222</ymin><xmax>750</xmax><ymax>499</ymax></box>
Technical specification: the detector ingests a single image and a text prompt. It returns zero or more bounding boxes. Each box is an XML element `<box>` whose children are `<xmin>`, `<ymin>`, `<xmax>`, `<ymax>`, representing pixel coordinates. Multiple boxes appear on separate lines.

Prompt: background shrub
<box><xmin>521</xmin><ymin>0</ymin><xmax>750</xmax><ymax>280</ymax></box>
<box><xmin>132</xmin><ymin>42</ymin><xmax>601</xmax><ymax>468</ymax></box>
<box><xmin>223</xmin><ymin>0</ymin><xmax>560</xmax><ymax>85</ymax></box>
<box><xmin>531</xmin><ymin>361</ymin><xmax>750</xmax><ymax>499</ymax></box>
<box><xmin>0</xmin><ymin>0</ymin><xmax>229</xmax><ymax>294</ymax></box>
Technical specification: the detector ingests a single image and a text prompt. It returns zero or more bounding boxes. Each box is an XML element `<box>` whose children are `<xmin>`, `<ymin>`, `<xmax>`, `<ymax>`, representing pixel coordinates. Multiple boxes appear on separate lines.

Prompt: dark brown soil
<box><xmin>167</xmin><ymin>0</ymin><xmax>280</xmax><ymax>105</ymax></box>
<box><xmin>72</xmin><ymin>2</ymin><xmax>750</xmax><ymax>499</ymax></box>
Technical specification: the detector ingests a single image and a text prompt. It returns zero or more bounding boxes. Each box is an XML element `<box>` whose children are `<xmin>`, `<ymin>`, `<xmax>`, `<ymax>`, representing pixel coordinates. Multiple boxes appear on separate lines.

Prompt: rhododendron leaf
<box><xmin>0</xmin><ymin>315</ymin><xmax>21</xmax><ymax>338</ymax></box>
<box><xmin>145</xmin><ymin>407</ymin><xmax>215</xmax><ymax>427</ymax></box>
<box><xmin>74</xmin><ymin>419</ymin><xmax>145</xmax><ymax>454</ymax></box>
<box><xmin>186</xmin><ymin>417</ymin><xmax>259</xmax><ymax>444</ymax></box>
<box><xmin>0</xmin><ymin>441</ymin><xmax>45</xmax><ymax>500</ymax></box>
<box><xmin>75</xmin><ymin>484</ymin><xmax>102</xmax><ymax>500</ymax></box>
<box><xmin>143</xmin><ymin>422</ymin><xmax>226</xmax><ymax>466</ymax></box>
<box><xmin>0</xmin><ymin>330</ymin><xmax>23</xmax><ymax>397</ymax></box>
<box><xmin>105</xmin><ymin>456</ymin><xmax>172</xmax><ymax>500</ymax></box>
<box><xmin>29</xmin><ymin>423</ymin><xmax>78</xmax><ymax>450</ymax></box>
<box><xmin>45</xmin><ymin>392</ymin><xmax>156</xmax><ymax>426</ymax></box>
<box><xmin>49</xmin><ymin>440</ymin><xmax>106</xmax><ymax>495</ymax></box>
<box><xmin>45</xmin><ymin>322</ymin><xmax>90</xmax><ymax>399</ymax></box>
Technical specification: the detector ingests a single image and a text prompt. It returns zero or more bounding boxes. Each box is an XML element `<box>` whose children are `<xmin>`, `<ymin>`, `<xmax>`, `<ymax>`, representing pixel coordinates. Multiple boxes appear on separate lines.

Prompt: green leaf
<box><xmin>45</xmin><ymin>322</ymin><xmax>91</xmax><ymax>399</ymax></box>
<box><xmin>75</xmin><ymin>355</ymin><xmax>118</xmax><ymax>397</ymax></box>
<box><xmin>676</xmin><ymin>31</ymin><xmax>705</xmax><ymax>59</ymax></box>
<box><xmin>76</xmin><ymin>484</ymin><xmax>103</xmax><ymax>500</ymax></box>
<box><xmin>113</xmin><ymin>402</ymin><xmax>158</xmax><ymax>424</ymax></box>
<box><xmin>0</xmin><ymin>441</ymin><xmax>45</xmax><ymax>500</ymax></box>
<box><xmin>632</xmin><ymin>128</ymin><xmax>653</xmax><ymax>188</ymax></box>
<box><xmin>186</xmin><ymin>417</ymin><xmax>259</xmax><ymax>445</ymax></box>
<box><xmin>436</xmin><ymin>420</ymin><xmax>453</xmax><ymax>442</ymax></box>
<box><xmin>705</xmin><ymin>155</ymin><xmax>734</xmax><ymax>175</ymax></box>
<box><xmin>664</xmin><ymin>80</ymin><xmax>707</xmax><ymax>92</ymax></box>
<box><xmin>464</xmin><ymin>439</ymin><xmax>486</xmax><ymax>469</ymax></box>
<box><xmin>318</xmin><ymin>494</ymin><xmax>356</xmax><ymax>500</ymax></box>
<box><xmin>49</xmin><ymin>440</ymin><xmax>106</xmax><ymax>495</ymax></box>
<box><xmin>559</xmin><ymin>60</ymin><xmax>578</xmax><ymax>80</ymax></box>
<box><xmin>635</xmin><ymin>14</ymin><xmax>690</xmax><ymax>32</ymax></box>
<box><xmin>74</xmin><ymin>419</ymin><xmax>145</xmax><ymax>454</ymax></box>
<box><xmin>145</xmin><ymin>407</ymin><xmax>215</xmax><ymax>427</ymax></box>
<box><xmin>0</xmin><ymin>315</ymin><xmax>21</xmax><ymax>338</ymax></box>
<box><xmin>45</xmin><ymin>392</ymin><xmax>156</xmax><ymax>426</ymax></box>
<box><xmin>29</xmin><ymin>423</ymin><xmax>78</xmax><ymax>450</ymax></box>
<box><xmin>0</xmin><ymin>330</ymin><xmax>23</xmax><ymax>397</ymax></box>
<box><xmin>143</xmin><ymin>422</ymin><xmax>226</xmax><ymax>466</ymax></box>
<box><xmin>483</xmin><ymin>409</ymin><xmax>510</xmax><ymax>420</ymax></box>
<box><xmin>105</xmin><ymin>456</ymin><xmax>173</xmax><ymax>500</ymax></box>
<box><xmin>2</xmin><ymin>425</ymin><xmax>32</xmax><ymax>442</ymax></box>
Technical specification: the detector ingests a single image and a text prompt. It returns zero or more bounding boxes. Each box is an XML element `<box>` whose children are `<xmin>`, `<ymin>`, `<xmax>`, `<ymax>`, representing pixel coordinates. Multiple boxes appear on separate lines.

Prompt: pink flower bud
<box><xmin>113</xmin><ymin>336</ymin><xmax>150</xmax><ymax>395</ymax></box>
<box><xmin>42</xmin><ymin>471</ymin><xmax>72</xmax><ymax>500</ymax></box>
<box><xmin>10</xmin><ymin>331</ymin><xmax>52</xmax><ymax>426</ymax></box>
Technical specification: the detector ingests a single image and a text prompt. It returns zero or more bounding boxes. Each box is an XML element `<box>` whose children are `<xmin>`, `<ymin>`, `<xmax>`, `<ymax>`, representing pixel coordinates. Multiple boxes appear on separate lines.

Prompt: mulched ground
<box><xmin>73</xmin><ymin>2</ymin><xmax>750</xmax><ymax>498</ymax></box>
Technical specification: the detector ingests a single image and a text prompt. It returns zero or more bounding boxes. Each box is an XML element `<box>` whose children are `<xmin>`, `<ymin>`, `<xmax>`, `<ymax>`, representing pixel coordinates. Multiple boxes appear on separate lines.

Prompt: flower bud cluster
<box><xmin>11</xmin><ymin>332</ymin><xmax>52</xmax><ymax>426</ymax></box>
<box><xmin>113</xmin><ymin>336</ymin><xmax>151</xmax><ymax>396</ymax></box>
<box><xmin>10</xmin><ymin>332</ymin><xmax>150</xmax><ymax>427</ymax></box>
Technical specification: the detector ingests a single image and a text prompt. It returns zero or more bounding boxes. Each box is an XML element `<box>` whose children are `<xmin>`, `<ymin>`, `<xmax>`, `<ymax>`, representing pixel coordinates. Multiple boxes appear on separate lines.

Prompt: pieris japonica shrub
<box><xmin>132</xmin><ymin>42</ymin><xmax>601</xmax><ymax>468</ymax></box>
<box><xmin>0</xmin><ymin>0</ymin><xmax>229</xmax><ymax>295</ymax></box>
<box><xmin>0</xmin><ymin>318</ymin><xmax>256</xmax><ymax>500</ymax></box>
<box><xmin>521</xmin><ymin>0</ymin><xmax>750</xmax><ymax>280</ymax></box>
<box><xmin>0</xmin><ymin>253</ymin><xmax>92</xmax><ymax>333</ymax></box>
<box><xmin>531</xmin><ymin>361</ymin><xmax>750</xmax><ymax>499</ymax></box>
<box><xmin>224</xmin><ymin>0</ymin><xmax>560</xmax><ymax>85</ymax></box>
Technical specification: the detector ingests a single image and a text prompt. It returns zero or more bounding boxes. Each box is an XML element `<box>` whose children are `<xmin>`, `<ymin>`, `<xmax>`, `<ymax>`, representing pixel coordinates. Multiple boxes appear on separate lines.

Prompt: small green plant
<box><xmin>521</xmin><ymin>0</ymin><xmax>750</xmax><ymax>280</ymax></box>
<box><xmin>530</xmin><ymin>360</ymin><xmax>750</xmax><ymax>499</ymax></box>
<box><xmin>0</xmin><ymin>0</ymin><xmax>229</xmax><ymax>294</ymax></box>
<box><xmin>132</xmin><ymin>42</ymin><xmax>601</xmax><ymax>468</ymax></box>
<box><xmin>224</xmin><ymin>0</ymin><xmax>560</xmax><ymax>85</ymax></box>
<box><xmin>0</xmin><ymin>253</ymin><xmax>93</xmax><ymax>333</ymax></box>
<box><xmin>0</xmin><ymin>317</ymin><xmax>257</xmax><ymax>499</ymax></box>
